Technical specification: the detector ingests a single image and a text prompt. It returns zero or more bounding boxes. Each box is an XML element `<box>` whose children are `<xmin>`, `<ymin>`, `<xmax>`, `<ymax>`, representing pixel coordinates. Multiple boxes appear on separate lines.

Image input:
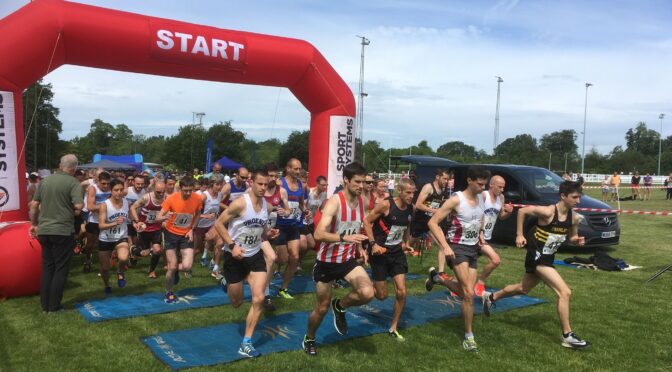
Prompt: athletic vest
<box><xmin>139</xmin><ymin>193</ymin><xmax>163</xmax><ymax>232</ymax></box>
<box><xmin>197</xmin><ymin>190</ymin><xmax>222</xmax><ymax>228</ymax></box>
<box><xmin>125</xmin><ymin>186</ymin><xmax>145</xmax><ymax>207</ymax></box>
<box><xmin>99</xmin><ymin>199</ymin><xmax>129</xmax><ymax>242</ymax></box>
<box><xmin>373</xmin><ymin>196</ymin><xmax>413</xmax><ymax>254</ymax></box>
<box><xmin>225</xmin><ymin>180</ymin><xmax>247</xmax><ymax>205</ymax></box>
<box><xmin>305</xmin><ymin>189</ymin><xmax>328</xmax><ymax>226</ymax></box>
<box><xmin>277</xmin><ymin>177</ymin><xmax>304</xmax><ymax>227</ymax></box>
<box><xmin>413</xmin><ymin>182</ymin><xmax>450</xmax><ymax>224</ymax></box>
<box><xmin>482</xmin><ymin>191</ymin><xmax>503</xmax><ymax>241</ymax></box>
<box><xmin>317</xmin><ymin>192</ymin><xmax>364</xmax><ymax>263</ymax></box>
<box><xmin>87</xmin><ymin>183</ymin><xmax>111</xmax><ymax>223</ymax></box>
<box><xmin>445</xmin><ymin>191</ymin><xmax>484</xmax><ymax>246</ymax></box>
<box><xmin>530</xmin><ymin>206</ymin><xmax>572</xmax><ymax>256</ymax></box>
<box><xmin>264</xmin><ymin>186</ymin><xmax>282</xmax><ymax>229</ymax></box>
<box><xmin>226</xmin><ymin>194</ymin><xmax>268</xmax><ymax>257</ymax></box>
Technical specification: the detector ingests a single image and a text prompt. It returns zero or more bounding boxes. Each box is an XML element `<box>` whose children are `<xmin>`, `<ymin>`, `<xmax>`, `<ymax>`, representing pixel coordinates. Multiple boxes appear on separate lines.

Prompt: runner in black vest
<box><xmin>412</xmin><ymin>168</ymin><xmax>451</xmax><ymax>270</ymax></box>
<box><xmin>482</xmin><ymin>181</ymin><xmax>590</xmax><ymax>350</ymax></box>
<box><xmin>364</xmin><ymin>178</ymin><xmax>416</xmax><ymax>341</ymax></box>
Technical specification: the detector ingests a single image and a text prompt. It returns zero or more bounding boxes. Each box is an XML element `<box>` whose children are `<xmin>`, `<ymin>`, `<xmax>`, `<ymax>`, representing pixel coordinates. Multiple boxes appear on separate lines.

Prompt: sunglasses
<box><xmin>154</xmin><ymin>191</ymin><xmax>165</xmax><ymax>195</ymax></box>
<box><xmin>365</xmin><ymin>181</ymin><xmax>374</xmax><ymax>184</ymax></box>
<box><xmin>318</xmin><ymin>183</ymin><xmax>328</xmax><ymax>187</ymax></box>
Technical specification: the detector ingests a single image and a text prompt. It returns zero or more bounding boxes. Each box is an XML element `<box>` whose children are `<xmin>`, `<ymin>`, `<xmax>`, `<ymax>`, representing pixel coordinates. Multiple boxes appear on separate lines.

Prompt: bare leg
<box><xmin>478</xmin><ymin>244</ymin><xmax>501</xmax><ymax>283</ymax></box>
<box><xmin>534</xmin><ymin>265</ymin><xmax>574</xmax><ymax>334</ymax></box>
<box><xmin>452</xmin><ymin>262</ymin><xmax>478</xmax><ymax>334</ymax></box>
<box><xmin>340</xmin><ymin>266</ymin><xmax>375</xmax><ymax>309</ymax></box>
<box><xmin>306</xmin><ymin>281</ymin><xmax>332</xmax><ymax>339</ymax></box>
<box><xmin>390</xmin><ymin>274</ymin><xmax>407</xmax><ymax>332</ymax></box>
<box><xmin>244</xmin><ymin>271</ymin><xmax>267</xmax><ymax>338</ymax></box>
<box><xmin>164</xmin><ymin>249</ymin><xmax>178</xmax><ymax>292</ymax></box>
<box><xmin>98</xmin><ymin>250</ymin><xmax>112</xmax><ymax>287</ymax></box>
<box><xmin>281</xmin><ymin>239</ymin><xmax>300</xmax><ymax>289</ymax></box>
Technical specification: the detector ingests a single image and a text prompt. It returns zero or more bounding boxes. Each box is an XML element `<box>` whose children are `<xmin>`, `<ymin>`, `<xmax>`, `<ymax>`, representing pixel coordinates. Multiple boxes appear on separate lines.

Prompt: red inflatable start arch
<box><xmin>0</xmin><ymin>0</ymin><xmax>355</xmax><ymax>298</ymax></box>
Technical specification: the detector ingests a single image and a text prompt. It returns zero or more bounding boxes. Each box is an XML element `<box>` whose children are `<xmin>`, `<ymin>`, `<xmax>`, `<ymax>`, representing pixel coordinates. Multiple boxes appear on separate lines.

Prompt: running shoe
<box><xmin>561</xmin><ymin>332</ymin><xmax>591</xmax><ymax>349</ymax></box>
<box><xmin>220</xmin><ymin>277</ymin><xmax>228</xmax><ymax>293</ymax></box>
<box><xmin>331</xmin><ymin>298</ymin><xmax>348</xmax><ymax>335</ymax></box>
<box><xmin>117</xmin><ymin>272</ymin><xmax>126</xmax><ymax>288</ymax></box>
<box><xmin>278</xmin><ymin>288</ymin><xmax>294</xmax><ymax>299</ymax></box>
<box><xmin>302</xmin><ymin>335</ymin><xmax>317</xmax><ymax>356</ymax></box>
<box><xmin>294</xmin><ymin>267</ymin><xmax>303</xmax><ymax>276</ymax></box>
<box><xmin>184</xmin><ymin>270</ymin><xmax>193</xmax><ymax>279</ymax></box>
<box><xmin>209</xmin><ymin>259</ymin><xmax>216</xmax><ymax>271</ymax></box>
<box><xmin>211</xmin><ymin>270</ymin><xmax>223</xmax><ymax>280</ymax></box>
<box><xmin>104</xmin><ymin>286</ymin><xmax>112</xmax><ymax>295</ymax></box>
<box><xmin>273</xmin><ymin>271</ymin><xmax>282</xmax><ymax>280</ymax></box>
<box><xmin>164</xmin><ymin>292</ymin><xmax>177</xmax><ymax>304</ymax></box>
<box><xmin>482</xmin><ymin>291</ymin><xmax>495</xmax><ymax>317</ymax></box>
<box><xmin>463</xmin><ymin>336</ymin><xmax>479</xmax><ymax>352</ymax></box>
<box><xmin>238</xmin><ymin>342</ymin><xmax>261</xmax><ymax>358</ymax></box>
<box><xmin>263</xmin><ymin>296</ymin><xmax>276</xmax><ymax>312</ymax></box>
<box><xmin>200</xmin><ymin>256</ymin><xmax>209</xmax><ymax>267</ymax></box>
<box><xmin>388</xmin><ymin>329</ymin><xmax>405</xmax><ymax>342</ymax></box>
<box><xmin>334</xmin><ymin>279</ymin><xmax>348</xmax><ymax>288</ymax></box>
<box><xmin>475</xmin><ymin>281</ymin><xmax>485</xmax><ymax>297</ymax></box>
<box><xmin>425</xmin><ymin>267</ymin><xmax>437</xmax><ymax>292</ymax></box>
<box><xmin>148</xmin><ymin>271</ymin><xmax>157</xmax><ymax>279</ymax></box>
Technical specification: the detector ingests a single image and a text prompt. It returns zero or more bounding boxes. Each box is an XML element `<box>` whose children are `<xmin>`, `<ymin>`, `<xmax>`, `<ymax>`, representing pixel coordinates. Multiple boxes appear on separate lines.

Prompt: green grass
<box><xmin>2</xmin><ymin>191</ymin><xmax>672</xmax><ymax>371</ymax></box>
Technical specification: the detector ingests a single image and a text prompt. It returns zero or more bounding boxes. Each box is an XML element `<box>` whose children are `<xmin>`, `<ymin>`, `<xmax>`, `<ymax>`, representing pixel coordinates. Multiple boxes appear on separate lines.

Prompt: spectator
<box><xmin>642</xmin><ymin>173</ymin><xmax>653</xmax><ymax>201</ymax></box>
<box><xmin>665</xmin><ymin>173</ymin><xmax>672</xmax><ymax>200</ymax></box>
<box><xmin>601</xmin><ymin>176</ymin><xmax>610</xmax><ymax>202</ymax></box>
<box><xmin>386</xmin><ymin>176</ymin><xmax>395</xmax><ymax>195</ymax></box>
<box><xmin>631</xmin><ymin>171</ymin><xmax>641</xmax><ymax>200</ymax></box>
<box><xmin>26</xmin><ymin>172</ymin><xmax>40</xmax><ymax>205</ymax></box>
<box><xmin>29</xmin><ymin>154</ymin><xmax>84</xmax><ymax>313</ymax></box>
<box><xmin>609</xmin><ymin>171</ymin><xmax>621</xmax><ymax>202</ymax></box>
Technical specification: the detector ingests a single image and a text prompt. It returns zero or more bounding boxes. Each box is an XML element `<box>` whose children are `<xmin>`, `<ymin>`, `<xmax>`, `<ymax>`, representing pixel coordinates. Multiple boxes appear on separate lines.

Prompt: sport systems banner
<box><xmin>327</xmin><ymin>116</ymin><xmax>355</xmax><ymax>196</ymax></box>
<box><xmin>0</xmin><ymin>91</ymin><xmax>18</xmax><ymax>212</ymax></box>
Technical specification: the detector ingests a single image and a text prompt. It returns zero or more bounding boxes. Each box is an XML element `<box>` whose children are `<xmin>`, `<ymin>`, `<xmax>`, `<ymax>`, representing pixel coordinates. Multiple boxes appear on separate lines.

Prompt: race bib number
<box><xmin>425</xmin><ymin>201</ymin><xmax>440</xmax><ymax>217</ymax></box>
<box><xmin>288</xmin><ymin>201</ymin><xmax>302</xmax><ymax>220</ymax></box>
<box><xmin>145</xmin><ymin>211</ymin><xmax>157</xmax><ymax>224</ymax></box>
<box><xmin>541</xmin><ymin>234</ymin><xmax>566</xmax><ymax>255</ymax></box>
<box><xmin>461</xmin><ymin>221</ymin><xmax>481</xmax><ymax>244</ymax></box>
<box><xmin>268</xmin><ymin>211</ymin><xmax>278</xmax><ymax>229</ymax></box>
<box><xmin>108</xmin><ymin>225</ymin><xmax>121</xmax><ymax>237</ymax></box>
<box><xmin>483</xmin><ymin>214</ymin><xmax>498</xmax><ymax>238</ymax></box>
<box><xmin>336</xmin><ymin>221</ymin><xmax>362</xmax><ymax>238</ymax></box>
<box><xmin>385</xmin><ymin>225</ymin><xmax>406</xmax><ymax>246</ymax></box>
<box><xmin>236</xmin><ymin>226</ymin><xmax>264</xmax><ymax>249</ymax></box>
<box><xmin>173</xmin><ymin>213</ymin><xmax>193</xmax><ymax>228</ymax></box>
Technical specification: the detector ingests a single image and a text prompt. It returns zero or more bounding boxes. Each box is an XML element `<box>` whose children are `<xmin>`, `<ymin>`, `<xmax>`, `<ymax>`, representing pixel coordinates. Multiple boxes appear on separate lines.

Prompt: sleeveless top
<box><xmin>529</xmin><ymin>206</ymin><xmax>572</xmax><ymax>256</ymax></box>
<box><xmin>125</xmin><ymin>186</ymin><xmax>145</xmax><ymax>207</ymax></box>
<box><xmin>226</xmin><ymin>194</ymin><xmax>268</xmax><ymax>257</ymax></box>
<box><xmin>99</xmin><ymin>199</ymin><xmax>129</xmax><ymax>242</ymax></box>
<box><xmin>264</xmin><ymin>186</ymin><xmax>282</xmax><ymax>229</ymax></box>
<box><xmin>225</xmin><ymin>180</ymin><xmax>247</xmax><ymax>205</ymax></box>
<box><xmin>276</xmin><ymin>177</ymin><xmax>304</xmax><ymax>227</ymax></box>
<box><xmin>373</xmin><ymin>196</ymin><xmax>413</xmax><ymax>254</ymax></box>
<box><xmin>316</xmin><ymin>192</ymin><xmax>364</xmax><ymax>263</ymax></box>
<box><xmin>87</xmin><ymin>183</ymin><xmax>111</xmax><ymax>223</ymax></box>
<box><xmin>413</xmin><ymin>182</ymin><xmax>451</xmax><ymax>224</ymax></box>
<box><xmin>445</xmin><ymin>191</ymin><xmax>484</xmax><ymax>246</ymax></box>
<box><xmin>482</xmin><ymin>191</ymin><xmax>503</xmax><ymax>241</ymax></box>
<box><xmin>139</xmin><ymin>193</ymin><xmax>163</xmax><ymax>232</ymax></box>
<box><xmin>305</xmin><ymin>189</ymin><xmax>328</xmax><ymax>226</ymax></box>
<box><xmin>197</xmin><ymin>189</ymin><xmax>222</xmax><ymax>228</ymax></box>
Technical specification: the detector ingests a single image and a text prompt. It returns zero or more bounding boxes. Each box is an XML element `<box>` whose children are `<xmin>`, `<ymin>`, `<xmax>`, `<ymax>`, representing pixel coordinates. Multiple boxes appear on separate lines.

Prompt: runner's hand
<box><xmin>503</xmin><ymin>203</ymin><xmax>514</xmax><ymax>213</ymax></box>
<box><xmin>186</xmin><ymin>229</ymin><xmax>194</xmax><ymax>242</ymax></box>
<box><xmin>372</xmin><ymin>243</ymin><xmax>387</xmax><ymax>255</ymax></box>
<box><xmin>402</xmin><ymin>243</ymin><xmax>414</xmax><ymax>254</ymax></box>
<box><xmin>231</xmin><ymin>244</ymin><xmax>245</xmax><ymax>259</ymax></box>
<box><xmin>201</xmin><ymin>213</ymin><xmax>215</xmax><ymax>220</ymax></box>
<box><xmin>359</xmin><ymin>247</ymin><xmax>369</xmax><ymax>266</ymax></box>
<box><xmin>345</xmin><ymin>233</ymin><xmax>368</xmax><ymax>244</ymax></box>
<box><xmin>570</xmin><ymin>236</ymin><xmax>585</xmax><ymax>247</ymax></box>
<box><xmin>515</xmin><ymin>235</ymin><xmax>527</xmax><ymax>248</ymax></box>
<box><xmin>29</xmin><ymin>225</ymin><xmax>38</xmax><ymax>238</ymax></box>
<box><xmin>442</xmin><ymin>245</ymin><xmax>455</xmax><ymax>261</ymax></box>
<box><xmin>303</xmin><ymin>209</ymin><xmax>312</xmax><ymax>219</ymax></box>
<box><xmin>268</xmin><ymin>228</ymin><xmax>280</xmax><ymax>240</ymax></box>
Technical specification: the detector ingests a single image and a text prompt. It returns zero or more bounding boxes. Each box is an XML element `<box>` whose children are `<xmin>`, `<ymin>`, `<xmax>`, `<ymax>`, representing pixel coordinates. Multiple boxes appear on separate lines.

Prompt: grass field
<box><xmin>1</xmin><ymin>187</ymin><xmax>671</xmax><ymax>371</ymax></box>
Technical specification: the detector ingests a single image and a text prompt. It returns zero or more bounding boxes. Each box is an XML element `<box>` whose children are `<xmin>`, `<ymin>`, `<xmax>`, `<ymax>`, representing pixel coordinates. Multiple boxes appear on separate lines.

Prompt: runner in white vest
<box><xmin>97</xmin><ymin>178</ymin><xmax>130</xmax><ymax>295</ymax></box>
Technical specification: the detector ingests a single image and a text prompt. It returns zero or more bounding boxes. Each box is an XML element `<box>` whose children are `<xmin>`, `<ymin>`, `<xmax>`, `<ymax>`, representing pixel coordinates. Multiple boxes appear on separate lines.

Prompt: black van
<box><xmin>391</xmin><ymin>155</ymin><xmax>620</xmax><ymax>247</ymax></box>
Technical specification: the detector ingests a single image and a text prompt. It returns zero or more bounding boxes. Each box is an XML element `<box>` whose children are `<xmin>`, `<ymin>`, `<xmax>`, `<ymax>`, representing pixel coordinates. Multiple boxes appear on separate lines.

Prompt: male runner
<box><xmin>275</xmin><ymin>158</ymin><xmax>310</xmax><ymax>299</ymax></box>
<box><xmin>361</xmin><ymin>173</ymin><xmax>376</xmax><ymax>213</ymax></box>
<box><xmin>262</xmin><ymin>163</ymin><xmax>290</xmax><ymax>311</ymax></box>
<box><xmin>97</xmin><ymin>179</ymin><xmax>130</xmax><ymax>294</ymax></box>
<box><xmin>124</xmin><ymin>174</ymin><xmax>146</xmax><ymax>264</ymax></box>
<box><xmin>194</xmin><ymin>174</ymin><xmax>225</xmax><ymax>279</ymax></box>
<box><xmin>474</xmin><ymin>175</ymin><xmax>513</xmax><ymax>296</ymax></box>
<box><xmin>363</xmin><ymin>178</ymin><xmax>415</xmax><ymax>340</ymax></box>
<box><xmin>482</xmin><ymin>181</ymin><xmax>590</xmax><ymax>349</ymax></box>
<box><xmin>302</xmin><ymin>162</ymin><xmax>373</xmax><ymax>356</ymax></box>
<box><xmin>214</xmin><ymin>169</ymin><xmax>280</xmax><ymax>358</ymax></box>
<box><xmin>130</xmin><ymin>181</ymin><xmax>167</xmax><ymax>278</ymax></box>
<box><xmin>412</xmin><ymin>169</ymin><xmax>450</xmax><ymax>268</ymax></box>
<box><xmin>82</xmin><ymin>171</ymin><xmax>112</xmax><ymax>273</ymax></box>
<box><xmin>425</xmin><ymin>166</ymin><xmax>489</xmax><ymax>352</ymax></box>
<box><xmin>157</xmin><ymin>177</ymin><xmax>201</xmax><ymax>303</ymax></box>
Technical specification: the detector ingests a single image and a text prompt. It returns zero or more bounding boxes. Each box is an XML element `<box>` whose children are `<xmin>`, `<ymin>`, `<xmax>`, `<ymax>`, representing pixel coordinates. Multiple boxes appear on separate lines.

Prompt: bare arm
<box><xmin>130</xmin><ymin>194</ymin><xmax>149</xmax><ymax>223</ymax></box>
<box><xmin>515</xmin><ymin>205</ymin><xmax>554</xmax><ymax>247</ymax></box>
<box><xmin>98</xmin><ymin>202</ymin><xmax>121</xmax><ymax>230</ymax></box>
<box><xmin>86</xmin><ymin>186</ymin><xmax>100</xmax><ymax>212</ymax></box>
<box><xmin>363</xmin><ymin>200</ymin><xmax>390</xmax><ymax>255</ymax></box>
<box><xmin>414</xmin><ymin>184</ymin><xmax>436</xmax><ymax>214</ymax></box>
<box><xmin>568</xmin><ymin>213</ymin><xmax>585</xmax><ymax>246</ymax></box>
<box><xmin>314</xmin><ymin>196</ymin><xmax>368</xmax><ymax>244</ymax></box>
<box><xmin>428</xmin><ymin>195</ymin><xmax>460</xmax><ymax>259</ymax></box>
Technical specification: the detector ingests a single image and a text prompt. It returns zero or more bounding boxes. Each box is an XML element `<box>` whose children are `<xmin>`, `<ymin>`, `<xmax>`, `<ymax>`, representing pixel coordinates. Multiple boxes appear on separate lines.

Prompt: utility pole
<box><xmin>580</xmin><ymin>83</ymin><xmax>593</xmax><ymax>174</ymax></box>
<box><xmin>493</xmin><ymin>76</ymin><xmax>503</xmax><ymax>151</ymax></box>
<box><xmin>356</xmin><ymin>35</ymin><xmax>370</xmax><ymax>164</ymax></box>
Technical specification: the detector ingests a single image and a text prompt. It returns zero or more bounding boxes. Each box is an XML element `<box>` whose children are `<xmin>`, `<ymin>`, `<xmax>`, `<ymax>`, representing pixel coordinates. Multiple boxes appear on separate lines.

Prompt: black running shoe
<box><xmin>263</xmin><ymin>295</ymin><xmax>276</xmax><ymax>312</ymax></box>
<box><xmin>331</xmin><ymin>298</ymin><xmax>348</xmax><ymax>335</ymax></box>
<box><xmin>425</xmin><ymin>266</ymin><xmax>437</xmax><ymax>292</ymax></box>
<box><xmin>83</xmin><ymin>259</ymin><xmax>92</xmax><ymax>274</ymax></box>
<box><xmin>302</xmin><ymin>335</ymin><xmax>317</xmax><ymax>356</ymax></box>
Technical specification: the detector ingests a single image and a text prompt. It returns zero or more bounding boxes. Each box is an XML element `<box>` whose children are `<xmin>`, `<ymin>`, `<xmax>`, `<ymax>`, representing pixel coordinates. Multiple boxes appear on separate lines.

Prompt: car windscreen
<box><xmin>517</xmin><ymin>168</ymin><xmax>565</xmax><ymax>195</ymax></box>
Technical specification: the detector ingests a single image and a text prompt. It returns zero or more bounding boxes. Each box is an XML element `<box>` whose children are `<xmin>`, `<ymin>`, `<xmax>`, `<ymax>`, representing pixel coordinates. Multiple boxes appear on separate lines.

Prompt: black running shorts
<box><xmin>98</xmin><ymin>239</ymin><xmax>127</xmax><ymax>252</ymax></box>
<box><xmin>85</xmin><ymin>222</ymin><xmax>99</xmax><ymax>235</ymax></box>
<box><xmin>524</xmin><ymin>247</ymin><xmax>555</xmax><ymax>274</ymax></box>
<box><xmin>140</xmin><ymin>230</ymin><xmax>162</xmax><ymax>250</ymax></box>
<box><xmin>223</xmin><ymin>250</ymin><xmax>266</xmax><ymax>284</ymax></box>
<box><xmin>163</xmin><ymin>230</ymin><xmax>191</xmax><ymax>250</ymax></box>
<box><xmin>312</xmin><ymin>259</ymin><xmax>360</xmax><ymax>283</ymax></box>
<box><xmin>370</xmin><ymin>251</ymin><xmax>408</xmax><ymax>281</ymax></box>
<box><xmin>275</xmin><ymin>224</ymin><xmax>300</xmax><ymax>245</ymax></box>
<box><xmin>446</xmin><ymin>243</ymin><xmax>479</xmax><ymax>269</ymax></box>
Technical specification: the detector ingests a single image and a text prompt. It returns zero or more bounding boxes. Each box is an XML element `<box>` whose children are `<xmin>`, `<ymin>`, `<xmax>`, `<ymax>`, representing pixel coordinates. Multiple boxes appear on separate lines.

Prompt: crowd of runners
<box><xmin>29</xmin><ymin>156</ymin><xmax>591</xmax><ymax>358</ymax></box>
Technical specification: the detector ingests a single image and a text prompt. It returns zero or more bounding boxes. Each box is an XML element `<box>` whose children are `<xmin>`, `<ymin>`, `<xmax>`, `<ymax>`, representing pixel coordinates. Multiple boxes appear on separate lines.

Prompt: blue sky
<box><xmin>1</xmin><ymin>0</ymin><xmax>671</xmax><ymax>155</ymax></box>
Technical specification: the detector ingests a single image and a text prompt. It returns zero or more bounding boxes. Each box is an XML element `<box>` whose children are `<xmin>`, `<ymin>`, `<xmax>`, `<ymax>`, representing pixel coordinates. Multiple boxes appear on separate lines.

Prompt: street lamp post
<box><xmin>190</xmin><ymin>112</ymin><xmax>205</xmax><ymax>170</ymax></box>
<box><xmin>580</xmin><ymin>82</ymin><xmax>593</xmax><ymax>174</ymax></box>
<box><xmin>356</xmin><ymin>35</ymin><xmax>370</xmax><ymax>164</ymax></box>
<box><xmin>493</xmin><ymin>76</ymin><xmax>503</xmax><ymax>151</ymax></box>
<box><xmin>658</xmin><ymin>113</ymin><xmax>665</xmax><ymax>175</ymax></box>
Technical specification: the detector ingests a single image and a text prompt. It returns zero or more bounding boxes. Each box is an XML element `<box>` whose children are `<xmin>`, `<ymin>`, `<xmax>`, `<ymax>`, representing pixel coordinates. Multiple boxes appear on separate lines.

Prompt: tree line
<box><xmin>23</xmin><ymin>81</ymin><xmax>672</xmax><ymax>175</ymax></box>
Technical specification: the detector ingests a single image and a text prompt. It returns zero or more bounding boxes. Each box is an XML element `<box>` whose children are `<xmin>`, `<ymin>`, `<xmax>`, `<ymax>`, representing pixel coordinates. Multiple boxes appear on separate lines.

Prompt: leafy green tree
<box><xmin>625</xmin><ymin>122</ymin><xmax>659</xmax><ymax>156</ymax></box>
<box><xmin>207</xmin><ymin>121</ymin><xmax>246</xmax><ymax>166</ymax></box>
<box><xmin>163</xmin><ymin>124</ymin><xmax>207</xmax><ymax>171</ymax></box>
<box><xmin>494</xmin><ymin>134</ymin><xmax>543</xmax><ymax>166</ymax></box>
<box><xmin>362</xmin><ymin>140</ymin><xmax>388</xmax><ymax>173</ymax></box>
<box><xmin>278</xmin><ymin>130</ymin><xmax>309</xmax><ymax>169</ymax></box>
<box><xmin>436</xmin><ymin>141</ymin><xmax>486</xmax><ymax>162</ymax></box>
<box><xmin>22</xmin><ymin>80</ymin><xmax>64</xmax><ymax>170</ymax></box>
<box><xmin>540</xmin><ymin>130</ymin><xmax>579</xmax><ymax>171</ymax></box>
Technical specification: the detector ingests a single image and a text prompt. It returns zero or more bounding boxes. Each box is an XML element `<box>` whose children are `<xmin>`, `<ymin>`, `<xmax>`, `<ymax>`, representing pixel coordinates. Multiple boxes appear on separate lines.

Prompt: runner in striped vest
<box><xmin>303</xmin><ymin>162</ymin><xmax>373</xmax><ymax>357</ymax></box>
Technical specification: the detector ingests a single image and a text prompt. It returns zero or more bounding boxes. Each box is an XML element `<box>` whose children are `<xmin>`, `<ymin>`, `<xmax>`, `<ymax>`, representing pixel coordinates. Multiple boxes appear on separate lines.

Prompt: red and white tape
<box><xmin>510</xmin><ymin>204</ymin><xmax>671</xmax><ymax>216</ymax></box>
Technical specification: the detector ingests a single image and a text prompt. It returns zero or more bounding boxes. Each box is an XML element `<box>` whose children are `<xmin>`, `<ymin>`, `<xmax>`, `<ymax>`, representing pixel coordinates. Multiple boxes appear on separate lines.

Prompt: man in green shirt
<box><xmin>29</xmin><ymin>154</ymin><xmax>84</xmax><ymax>313</ymax></box>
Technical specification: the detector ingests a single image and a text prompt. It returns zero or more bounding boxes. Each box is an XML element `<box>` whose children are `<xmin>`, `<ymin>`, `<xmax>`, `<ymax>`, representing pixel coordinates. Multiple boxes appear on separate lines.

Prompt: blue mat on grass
<box><xmin>142</xmin><ymin>290</ymin><xmax>545</xmax><ymax>369</ymax></box>
<box><xmin>554</xmin><ymin>259</ymin><xmax>578</xmax><ymax>268</ymax></box>
<box><xmin>76</xmin><ymin>272</ymin><xmax>420</xmax><ymax>322</ymax></box>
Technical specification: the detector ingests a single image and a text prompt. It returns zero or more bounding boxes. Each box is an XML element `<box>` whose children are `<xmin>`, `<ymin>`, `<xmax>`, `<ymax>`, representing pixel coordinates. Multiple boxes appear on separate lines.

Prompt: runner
<box><xmin>302</xmin><ymin>162</ymin><xmax>373</xmax><ymax>356</ymax></box>
<box><xmin>363</xmin><ymin>178</ymin><xmax>415</xmax><ymax>341</ymax></box>
<box><xmin>130</xmin><ymin>181</ymin><xmax>168</xmax><ymax>278</ymax></box>
<box><xmin>474</xmin><ymin>175</ymin><xmax>513</xmax><ymax>296</ymax></box>
<box><xmin>361</xmin><ymin>173</ymin><xmax>376</xmax><ymax>213</ymax></box>
<box><xmin>165</xmin><ymin>174</ymin><xmax>177</xmax><ymax>195</ymax></box>
<box><xmin>482</xmin><ymin>180</ymin><xmax>590</xmax><ymax>350</ymax></box>
<box><xmin>412</xmin><ymin>169</ymin><xmax>450</xmax><ymax>268</ymax></box>
<box><xmin>643</xmin><ymin>173</ymin><xmax>653</xmax><ymax>201</ymax></box>
<box><xmin>222</xmin><ymin>167</ymin><xmax>250</xmax><ymax>209</ymax></box>
<box><xmin>425</xmin><ymin>166</ymin><xmax>489</xmax><ymax>352</ymax></box>
<box><xmin>275</xmin><ymin>158</ymin><xmax>310</xmax><ymax>299</ymax></box>
<box><xmin>194</xmin><ymin>174</ymin><xmax>225</xmax><ymax>279</ymax></box>
<box><xmin>261</xmin><ymin>163</ymin><xmax>289</xmax><ymax>311</ymax></box>
<box><xmin>304</xmin><ymin>175</ymin><xmax>329</xmax><ymax>253</ymax></box>
<box><xmin>213</xmin><ymin>169</ymin><xmax>280</xmax><ymax>358</ymax></box>
<box><xmin>97</xmin><ymin>179</ymin><xmax>130</xmax><ymax>294</ymax></box>
<box><xmin>124</xmin><ymin>174</ymin><xmax>146</xmax><ymax>264</ymax></box>
<box><xmin>82</xmin><ymin>171</ymin><xmax>112</xmax><ymax>273</ymax></box>
<box><xmin>297</xmin><ymin>169</ymin><xmax>312</xmax><ymax>275</ymax></box>
<box><xmin>374</xmin><ymin>178</ymin><xmax>390</xmax><ymax>200</ymax></box>
<box><xmin>156</xmin><ymin>177</ymin><xmax>202</xmax><ymax>303</ymax></box>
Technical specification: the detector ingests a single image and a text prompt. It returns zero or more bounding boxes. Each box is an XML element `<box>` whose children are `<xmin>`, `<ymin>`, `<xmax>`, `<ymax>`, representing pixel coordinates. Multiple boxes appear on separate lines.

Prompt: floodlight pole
<box><xmin>493</xmin><ymin>76</ymin><xmax>503</xmax><ymax>152</ymax></box>
<box><xmin>658</xmin><ymin>113</ymin><xmax>665</xmax><ymax>175</ymax></box>
<box><xmin>580</xmin><ymin>83</ymin><xmax>592</xmax><ymax>174</ymax></box>
<box><xmin>356</xmin><ymin>35</ymin><xmax>370</xmax><ymax>164</ymax></box>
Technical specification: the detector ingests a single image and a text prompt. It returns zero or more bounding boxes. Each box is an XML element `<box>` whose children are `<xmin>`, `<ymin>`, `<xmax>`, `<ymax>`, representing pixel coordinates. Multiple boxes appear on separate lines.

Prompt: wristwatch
<box><xmin>339</xmin><ymin>231</ymin><xmax>346</xmax><ymax>242</ymax></box>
